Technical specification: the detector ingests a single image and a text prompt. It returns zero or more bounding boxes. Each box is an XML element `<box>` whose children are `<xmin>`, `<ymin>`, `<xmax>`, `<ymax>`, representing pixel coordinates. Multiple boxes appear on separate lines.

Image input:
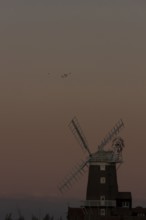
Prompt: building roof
<box><xmin>117</xmin><ymin>192</ymin><xmax>132</xmax><ymax>200</ymax></box>
<box><xmin>132</xmin><ymin>207</ymin><xmax>146</xmax><ymax>213</ymax></box>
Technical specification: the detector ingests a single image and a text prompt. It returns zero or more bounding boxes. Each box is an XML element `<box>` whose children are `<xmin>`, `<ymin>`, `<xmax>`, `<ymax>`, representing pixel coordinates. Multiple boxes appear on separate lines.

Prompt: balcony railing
<box><xmin>81</xmin><ymin>200</ymin><xmax>116</xmax><ymax>207</ymax></box>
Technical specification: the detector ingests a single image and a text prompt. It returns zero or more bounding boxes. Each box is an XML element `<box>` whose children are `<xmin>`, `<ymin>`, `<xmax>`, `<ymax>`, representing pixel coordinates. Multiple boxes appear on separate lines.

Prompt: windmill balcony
<box><xmin>81</xmin><ymin>200</ymin><xmax>116</xmax><ymax>207</ymax></box>
<box><xmin>90</xmin><ymin>151</ymin><xmax>123</xmax><ymax>164</ymax></box>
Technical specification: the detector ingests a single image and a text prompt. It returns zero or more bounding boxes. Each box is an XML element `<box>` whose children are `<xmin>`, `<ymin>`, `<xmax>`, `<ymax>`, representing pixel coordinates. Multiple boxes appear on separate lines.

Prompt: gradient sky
<box><xmin>0</xmin><ymin>0</ymin><xmax>146</xmax><ymax>207</ymax></box>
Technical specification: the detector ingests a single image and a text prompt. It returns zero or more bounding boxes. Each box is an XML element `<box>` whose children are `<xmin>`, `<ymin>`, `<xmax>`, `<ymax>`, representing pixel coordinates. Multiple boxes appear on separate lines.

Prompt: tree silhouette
<box><xmin>17</xmin><ymin>215</ymin><xmax>25</xmax><ymax>220</ymax></box>
<box><xmin>32</xmin><ymin>215</ymin><xmax>39</xmax><ymax>220</ymax></box>
<box><xmin>16</xmin><ymin>210</ymin><xmax>25</xmax><ymax>220</ymax></box>
<box><xmin>43</xmin><ymin>214</ymin><xmax>50</xmax><ymax>220</ymax></box>
<box><xmin>4</xmin><ymin>212</ymin><xmax>59</xmax><ymax>220</ymax></box>
<box><xmin>5</xmin><ymin>213</ymin><xmax>13</xmax><ymax>220</ymax></box>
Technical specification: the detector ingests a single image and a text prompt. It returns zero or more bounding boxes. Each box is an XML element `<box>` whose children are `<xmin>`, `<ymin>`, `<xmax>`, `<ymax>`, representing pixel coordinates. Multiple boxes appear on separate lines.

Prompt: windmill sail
<box><xmin>69</xmin><ymin>117</ymin><xmax>91</xmax><ymax>156</ymax></box>
<box><xmin>58</xmin><ymin>159</ymin><xmax>88</xmax><ymax>193</ymax></box>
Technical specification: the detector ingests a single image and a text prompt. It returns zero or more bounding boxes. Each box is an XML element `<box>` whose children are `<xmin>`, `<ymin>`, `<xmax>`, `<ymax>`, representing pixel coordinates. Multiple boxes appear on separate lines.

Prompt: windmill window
<box><xmin>100</xmin><ymin>209</ymin><xmax>106</xmax><ymax>216</ymax></box>
<box><xmin>138</xmin><ymin>213</ymin><xmax>145</xmax><ymax>216</ymax></box>
<box><xmin>122</xmin><ymin>201</ymin><xmax>129</xmax><ymax>208</ymax></box>
<box><xmin>100</xmin><ymin>165</ymin><xmax>106</xmax><ymax>171</ymax></box>
<box><xmin>100</xmin><ymin>177</ymin><xmax>106</xmax><ymax>184</ymax></box>
<box><xmin>100</xmin><ymin>196</ymin><xmax>105</xmax><ymax>206</ymax></box>
<box><xmin>100</xmin><ymin>195</ymin><xmax>105</xmax><ymax>200</ymax></box>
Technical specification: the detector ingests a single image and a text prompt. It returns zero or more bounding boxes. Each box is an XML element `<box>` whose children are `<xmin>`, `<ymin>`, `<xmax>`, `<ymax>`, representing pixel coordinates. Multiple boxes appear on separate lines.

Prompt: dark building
<box><xmin>67</xmin><ymin>147</ymin><xmax>146</xmax><ymax>219</ymax></box>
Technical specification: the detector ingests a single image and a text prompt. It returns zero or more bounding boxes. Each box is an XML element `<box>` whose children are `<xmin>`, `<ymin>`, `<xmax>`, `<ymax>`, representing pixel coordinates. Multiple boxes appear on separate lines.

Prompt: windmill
<box><xmin>59</xmin><ymin>117</ymin><xmax>124</xmax><ymax>192</ymax></box>
<box><xmin>59</xmin><ymin>117</ymin><xmax>125</xmax><ymax>217</ymax></box>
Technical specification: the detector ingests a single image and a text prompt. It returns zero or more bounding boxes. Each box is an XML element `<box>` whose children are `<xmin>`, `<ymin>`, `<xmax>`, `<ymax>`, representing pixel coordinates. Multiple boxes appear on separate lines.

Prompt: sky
<box><xmin>0</xmin><ymin>0</ymin><xmax>146</xmax><ymax>217</ymax></box>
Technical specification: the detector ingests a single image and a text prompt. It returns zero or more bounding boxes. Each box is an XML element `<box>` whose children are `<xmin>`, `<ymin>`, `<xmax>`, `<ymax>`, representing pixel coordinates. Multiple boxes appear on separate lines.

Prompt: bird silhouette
<box><xmin>61</xmin><ymin>72</ymin><xmax>72</xmax><ymax>78</ymax></box>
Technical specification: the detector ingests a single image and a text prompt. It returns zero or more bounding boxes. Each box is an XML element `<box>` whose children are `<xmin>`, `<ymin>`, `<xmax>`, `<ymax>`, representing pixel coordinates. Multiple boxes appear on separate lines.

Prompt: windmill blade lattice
<box><xmin>58</xmin><ymin>159</ymin><xmax>89</xmax><ymax>193</ymax></box>
<box><xmin>98</xmin><ymin>119</ymin><xmax>124</xmax><ymax>151</ymax></box>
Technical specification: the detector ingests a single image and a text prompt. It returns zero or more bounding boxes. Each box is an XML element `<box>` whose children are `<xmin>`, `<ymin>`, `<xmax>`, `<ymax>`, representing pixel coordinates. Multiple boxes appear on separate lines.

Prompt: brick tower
<box><xmin>83</xmin><ymin>143</ymin><xmax>124</xmax><ymax>216</ymax></box>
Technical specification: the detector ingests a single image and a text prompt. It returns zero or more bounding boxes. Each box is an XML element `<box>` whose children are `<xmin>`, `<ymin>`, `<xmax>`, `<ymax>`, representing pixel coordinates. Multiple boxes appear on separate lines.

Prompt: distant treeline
<box><xmin>5</xmin><ymin>213</ymin><xmax>63</xmax><ymax>220</ymax></box>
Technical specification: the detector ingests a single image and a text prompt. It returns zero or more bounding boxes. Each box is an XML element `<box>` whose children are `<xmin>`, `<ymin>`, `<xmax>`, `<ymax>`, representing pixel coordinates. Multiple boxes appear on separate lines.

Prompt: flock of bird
<box><xmin>48</xmin><ymin>72</ymin><xmax>72</xmax><ymax>79</ymax></box>
<box><xmin>61</xmin><ymin>72</ymin><xmax>72</xmax><ymax>78</ymax></box>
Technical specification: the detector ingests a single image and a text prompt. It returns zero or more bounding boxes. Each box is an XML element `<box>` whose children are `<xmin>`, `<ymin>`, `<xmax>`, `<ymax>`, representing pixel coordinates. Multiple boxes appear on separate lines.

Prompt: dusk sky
<box><xmin>0</xmin><ymin>0</ymin><xmax>146</xmax><ymax>214</ymax></box>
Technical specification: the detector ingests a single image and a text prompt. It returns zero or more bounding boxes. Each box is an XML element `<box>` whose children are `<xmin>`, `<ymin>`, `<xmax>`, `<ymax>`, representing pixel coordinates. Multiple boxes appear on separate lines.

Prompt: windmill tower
<box><xmin>59</xmin><ymin>117</ymin><xmax>131</xmax><ymax>219</ymax></box>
